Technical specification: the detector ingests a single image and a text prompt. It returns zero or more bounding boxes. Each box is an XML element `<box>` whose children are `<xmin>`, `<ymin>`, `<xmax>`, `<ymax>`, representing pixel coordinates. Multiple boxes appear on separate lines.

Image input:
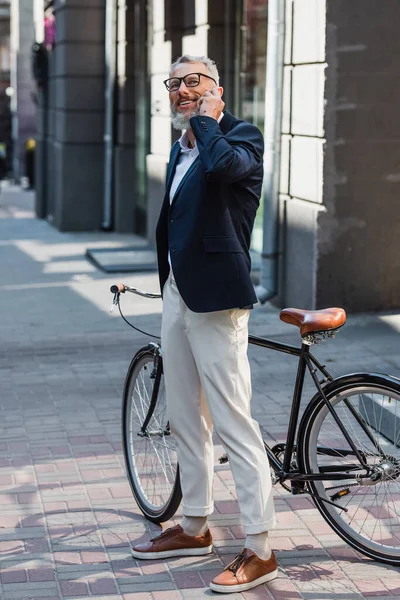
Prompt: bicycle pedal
<box><xmin>291</xmin><ymin>480</ymin><xmax>306</xmax><ymax>495</ymax></box>
<box><xmin>331</xmin><ymin>488</ymin><xmax>350</xmax><ymax>502</ymax></box>
<box><xmin>219</xmin><ymin>453</ymin><xmax>228</xmax><ymax>464</ymax></box>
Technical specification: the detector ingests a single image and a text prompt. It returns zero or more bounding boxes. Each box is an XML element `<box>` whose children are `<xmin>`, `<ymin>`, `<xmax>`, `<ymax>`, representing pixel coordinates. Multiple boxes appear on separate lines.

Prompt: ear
<box><xmin>218</xmin><ymin>86</ymin><xmax>224</xmax><ymax>98</ymax></box>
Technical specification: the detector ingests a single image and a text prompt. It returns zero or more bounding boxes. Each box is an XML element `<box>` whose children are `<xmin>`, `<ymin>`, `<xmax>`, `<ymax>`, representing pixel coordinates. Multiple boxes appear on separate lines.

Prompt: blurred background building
<box><xmin>12</xmin><ymin>0</ymin><xmax>400</xmax><ymax>312</ymax></box>
<box><xmin>0</xmin><ymin>0</ymin><xmax>11</xmax><ymax>178</ymax></box>
<box><xmin>10</xmin><ymin>0</ymin><xmax>36</xmax><ymax>181</ymax></box>
<box><xmin>0</xmin><ymin>0</ymin><xmax>37</xmax><ymax>182</ymax></box>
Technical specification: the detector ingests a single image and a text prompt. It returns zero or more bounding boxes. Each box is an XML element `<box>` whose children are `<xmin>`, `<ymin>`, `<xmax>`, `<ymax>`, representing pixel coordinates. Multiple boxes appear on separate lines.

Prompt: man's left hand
<box><xmin>197</xmin><ymin>88</ymin><xmax>225</xmax><ymax>121</ymax></box>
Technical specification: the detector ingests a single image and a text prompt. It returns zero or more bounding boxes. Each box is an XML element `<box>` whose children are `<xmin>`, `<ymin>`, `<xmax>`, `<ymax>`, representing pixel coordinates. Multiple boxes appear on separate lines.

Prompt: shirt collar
<box><xmin>179</xmin><ymin>112</ymin><xmax>225</xmax><ymax>152</ymax></box>
<box><xmin>179</xmin><ymin>130</ymin><xmax>195</xmax><ymax>153</ymax></box>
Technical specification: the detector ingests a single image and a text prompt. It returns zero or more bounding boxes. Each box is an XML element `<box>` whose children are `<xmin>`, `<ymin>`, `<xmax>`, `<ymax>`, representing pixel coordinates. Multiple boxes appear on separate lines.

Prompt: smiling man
<box><xmin>131</xmin><ymin>55</ymin><xmax>277</xmax><ymax>594</ymax></box>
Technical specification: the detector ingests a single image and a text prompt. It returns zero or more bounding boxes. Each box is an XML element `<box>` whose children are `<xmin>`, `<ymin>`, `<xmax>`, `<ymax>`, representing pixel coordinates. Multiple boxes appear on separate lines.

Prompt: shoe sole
<box><xmin>131</xmin><ymin>544</ymin><xmax>213</xmax><ymax>560</ymax></box>
<box><xmin>209</xmin><ymin>568</ymin><xmax>278</xmax><ymax>593</ymax></box>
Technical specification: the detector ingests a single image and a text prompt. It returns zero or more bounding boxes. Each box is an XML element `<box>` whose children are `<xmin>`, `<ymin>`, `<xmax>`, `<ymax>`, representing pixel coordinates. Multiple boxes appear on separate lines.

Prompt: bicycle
<box><xmin>110</xmin><ymin>282</ymin><xmax>400</xmax><ymax>566</ymax></box>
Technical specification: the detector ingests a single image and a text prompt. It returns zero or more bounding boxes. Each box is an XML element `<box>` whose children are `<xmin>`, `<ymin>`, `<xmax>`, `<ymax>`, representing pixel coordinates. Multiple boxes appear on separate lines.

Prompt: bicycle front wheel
<box><xmin>122</xmin><ymin>346</ymin><xmax>182</xmax><ymax>523</ymax></box>
<box><xmin>298</xmin><ymin>374</ymin><xmax>400</xmax><ymax>565</ymax></box>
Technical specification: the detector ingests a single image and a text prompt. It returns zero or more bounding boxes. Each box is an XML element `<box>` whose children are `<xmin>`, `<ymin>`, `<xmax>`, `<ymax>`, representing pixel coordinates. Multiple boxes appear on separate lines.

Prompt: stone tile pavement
<box><xmin>1</xmin><ymin>186</ymin><xmax>400</xmax><ymax>599</ymax></box>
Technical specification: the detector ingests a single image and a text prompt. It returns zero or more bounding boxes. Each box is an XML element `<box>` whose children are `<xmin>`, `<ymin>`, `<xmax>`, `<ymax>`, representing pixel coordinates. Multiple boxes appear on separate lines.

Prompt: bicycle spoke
<box><xmin>125</xmin><ymin>353</ymin><xmax>178</xmax><ymax>513</ymax></box>
<box><xmin>305</xmin><ymin>383</ymin><xmax>400</xmax><ymax>562</ymax></box>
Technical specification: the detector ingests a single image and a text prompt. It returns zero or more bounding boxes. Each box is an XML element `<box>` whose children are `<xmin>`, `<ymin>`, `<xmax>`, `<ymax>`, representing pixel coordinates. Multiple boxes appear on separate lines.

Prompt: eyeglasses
<box><xmin>163</xmin><ymin>72</ymin><xmax>217</xmax><ymax>92</ymax></box>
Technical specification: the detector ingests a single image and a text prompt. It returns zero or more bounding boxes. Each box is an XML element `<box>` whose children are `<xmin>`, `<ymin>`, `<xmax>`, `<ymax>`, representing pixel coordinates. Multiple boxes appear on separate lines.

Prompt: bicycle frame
<box><xmin>248</xmin><ymin>334</ymin><xmax>375</xmax><ymax>484</ymax></box>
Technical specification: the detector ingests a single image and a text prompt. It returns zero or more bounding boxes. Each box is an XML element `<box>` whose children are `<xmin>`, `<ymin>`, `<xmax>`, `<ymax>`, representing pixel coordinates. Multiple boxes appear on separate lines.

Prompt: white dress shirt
<box><xmin>169</xmin><ymin>132</ymin><xmax>199</xmax><ymax>204</ymax></box>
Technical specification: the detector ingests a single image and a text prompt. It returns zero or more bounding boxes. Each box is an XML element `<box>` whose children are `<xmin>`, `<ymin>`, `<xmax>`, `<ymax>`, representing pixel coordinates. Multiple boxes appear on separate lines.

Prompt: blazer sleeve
<box><xmin>190</xmin><ymin>115</ymin><xmax>264</xmax><ymax>184</ymax></box>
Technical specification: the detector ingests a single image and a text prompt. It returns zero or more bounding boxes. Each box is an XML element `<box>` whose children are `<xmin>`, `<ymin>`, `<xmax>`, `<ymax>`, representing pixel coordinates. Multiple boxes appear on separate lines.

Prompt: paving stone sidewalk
<box><xmin>1</xmin><ymin>186</ymin><xmax>400</xmax><ymax>600</ymax></box>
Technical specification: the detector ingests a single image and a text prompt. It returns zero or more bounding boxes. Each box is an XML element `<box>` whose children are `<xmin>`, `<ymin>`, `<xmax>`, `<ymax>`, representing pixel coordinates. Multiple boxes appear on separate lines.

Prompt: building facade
<box><xmin>280</xmin><ymin>0</ymin><xmax>400</xmax><ymax>312</ymax></box>
<box><xmin>33</xmin><ymin>0</ymin><xmax>400</xmax><ymax>312</ymax></box>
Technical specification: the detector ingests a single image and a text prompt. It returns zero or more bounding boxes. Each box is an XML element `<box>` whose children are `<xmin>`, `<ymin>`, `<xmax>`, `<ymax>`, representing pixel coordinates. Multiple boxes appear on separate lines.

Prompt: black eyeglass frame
<box><xmin>163</xmin><ymin>72</ymin><xmax>218</xmax><ymax>92</ymax></box>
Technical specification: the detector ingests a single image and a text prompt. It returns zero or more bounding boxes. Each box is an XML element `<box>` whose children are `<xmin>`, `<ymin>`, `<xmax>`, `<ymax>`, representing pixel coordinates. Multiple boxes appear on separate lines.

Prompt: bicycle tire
<box><xmin>122</xmin><ymin>346</ymin><xmax>182</xmax><ymax>523</ymax></box>
<box><xmin>297</xmin><ymin>372</ymin><xmax>400</xmax><ymax>565</ymax></box>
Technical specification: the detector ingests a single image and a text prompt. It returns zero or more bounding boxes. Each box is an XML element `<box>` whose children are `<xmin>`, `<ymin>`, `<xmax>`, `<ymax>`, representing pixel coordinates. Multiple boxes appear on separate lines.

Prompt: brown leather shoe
<box><xmin>131</xmin><ymin>524</ymin><xmax>213</xmax><ymax>560</ymax></box>
<box><xmin>210</xmin><ymin>548</ymin><xmax>278</xmax><ymax>593</ymax></box>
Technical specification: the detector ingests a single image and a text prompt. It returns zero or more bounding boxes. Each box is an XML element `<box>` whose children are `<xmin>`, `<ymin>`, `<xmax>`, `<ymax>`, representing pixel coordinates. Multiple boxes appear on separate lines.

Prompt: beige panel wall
<box><xmin>278</xmin><ymin>0</ymin><xmax>326</xmax><ymax>308</ymax></box>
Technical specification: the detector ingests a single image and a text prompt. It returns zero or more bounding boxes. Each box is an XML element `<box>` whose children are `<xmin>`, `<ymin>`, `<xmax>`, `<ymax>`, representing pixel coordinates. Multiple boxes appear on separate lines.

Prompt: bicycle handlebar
<box><xmin>110</xmin><ymin>283</ymin><xmax>161</xmax><ymax>299</ymax></box>
<box><xmin>110</xmin><ymin>283</ymin><xmax>125</xmax><ymax>294</ymax></box>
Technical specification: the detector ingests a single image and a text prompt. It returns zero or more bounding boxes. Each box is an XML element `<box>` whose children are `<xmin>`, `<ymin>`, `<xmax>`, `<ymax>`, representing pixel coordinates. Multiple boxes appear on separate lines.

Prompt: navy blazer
<box><xmin>155</xmin><ymin>110</ymin><xmax>263</xmax><ymax>313</ymax></box>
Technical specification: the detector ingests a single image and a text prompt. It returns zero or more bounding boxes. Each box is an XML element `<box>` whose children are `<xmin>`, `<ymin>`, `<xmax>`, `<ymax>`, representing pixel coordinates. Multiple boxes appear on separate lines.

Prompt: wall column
<box><xmin>279</xmin><ymin>0</ymin><xmax>400</xmax><ymax>312</ymax></box>
<box><xmin>50</xmin><ymin>0</ymin><xmax>105</xmax><ymax>231</ymax></box>
<box><xmin>317</xmin><ymin>0</ymin><xmax>400</xmax><ymax>311</ymax></box>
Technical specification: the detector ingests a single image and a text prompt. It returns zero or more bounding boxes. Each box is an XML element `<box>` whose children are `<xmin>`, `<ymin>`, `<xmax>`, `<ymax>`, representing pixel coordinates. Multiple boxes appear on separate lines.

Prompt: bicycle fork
<box><xmin>138</xmin><ymin>344</ymin><xmax>169</xmax><ymax>437</ymax></box>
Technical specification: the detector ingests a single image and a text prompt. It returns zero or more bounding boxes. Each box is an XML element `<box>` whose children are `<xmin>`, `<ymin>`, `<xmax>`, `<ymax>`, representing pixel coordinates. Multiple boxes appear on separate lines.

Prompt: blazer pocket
<box><xmin>202</xmin><ymin>236</ymin><xmax>243</xmax><ymax>253</ymax></box>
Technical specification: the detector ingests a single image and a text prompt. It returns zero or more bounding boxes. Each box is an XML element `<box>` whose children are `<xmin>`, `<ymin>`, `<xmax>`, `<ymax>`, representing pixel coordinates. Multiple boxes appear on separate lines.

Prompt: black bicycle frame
<box><xmin>248</xmin><ymin>334</ymin><xmax>373</xmax><ymax>483</ymax></box>
<box><xmin>141</xmin><ymin>334</ymin><xmax>376</xmax><ymax>484</ymax></box>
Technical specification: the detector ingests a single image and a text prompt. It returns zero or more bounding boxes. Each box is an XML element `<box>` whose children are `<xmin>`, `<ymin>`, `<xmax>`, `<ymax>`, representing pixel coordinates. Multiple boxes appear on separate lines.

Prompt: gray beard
<box><xmin>171</xmin><ymin>105</ymin><xmax>199</xmax><ymax>131</ymax></box>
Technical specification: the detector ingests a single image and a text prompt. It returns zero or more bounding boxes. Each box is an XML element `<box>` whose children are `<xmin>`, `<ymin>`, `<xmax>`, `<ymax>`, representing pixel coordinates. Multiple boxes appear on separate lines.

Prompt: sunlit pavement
<box><xmin>1</xmin><ymin>186</ymin><xmax>400</xmax><ymax>599</ymax></box>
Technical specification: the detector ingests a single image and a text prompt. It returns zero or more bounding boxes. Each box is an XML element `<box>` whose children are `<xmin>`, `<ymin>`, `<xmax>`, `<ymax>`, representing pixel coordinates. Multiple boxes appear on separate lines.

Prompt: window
<box><xmin>0</xmin><ymin>38</ymin><xmax>10</xmax><ymax>71</ymax></box>
<box><xmin>240</xmin><ymin>0</ymin><xmax>268</xmax><ymax>253</ymax></box>
<box><xmin>240</xmin><ymin>0</ymin><xmax>268</xmax><ymax>132</ymax></box>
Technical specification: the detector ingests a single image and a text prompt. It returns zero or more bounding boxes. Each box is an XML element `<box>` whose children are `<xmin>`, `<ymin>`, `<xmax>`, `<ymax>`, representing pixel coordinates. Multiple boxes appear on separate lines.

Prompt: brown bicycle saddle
<box><xmin>280</xmin><ymin>307</ymin><xmax>347</xmax><ymax>337</ymax></box>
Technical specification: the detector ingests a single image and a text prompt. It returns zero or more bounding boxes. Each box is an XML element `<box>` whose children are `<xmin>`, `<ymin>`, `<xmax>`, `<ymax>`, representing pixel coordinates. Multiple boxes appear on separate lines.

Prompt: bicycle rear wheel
<box><xmin>122</xmin><ymin>346</ymin><xmax>182</xmax><ymax>523</ymax></box>
<box><xmin>298</xmin><ymin>374</ymin><xmax>400</xmax><ymax>565</ymax></box>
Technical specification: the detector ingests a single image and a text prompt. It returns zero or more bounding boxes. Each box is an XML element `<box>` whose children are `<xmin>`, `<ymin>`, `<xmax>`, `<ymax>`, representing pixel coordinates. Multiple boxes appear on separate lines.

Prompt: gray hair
<box><xmin>169</xmin><ymin>54</ymin><xmax>220</xmax><ymax>86</ymax></box>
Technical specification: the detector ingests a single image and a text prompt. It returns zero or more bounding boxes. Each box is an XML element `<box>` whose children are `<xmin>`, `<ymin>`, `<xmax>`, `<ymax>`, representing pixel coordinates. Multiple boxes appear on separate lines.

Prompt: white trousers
<box><xmin>161</xmin><ymin>273</ymin><xmax>276</xmax><ymax>534</ymax></box>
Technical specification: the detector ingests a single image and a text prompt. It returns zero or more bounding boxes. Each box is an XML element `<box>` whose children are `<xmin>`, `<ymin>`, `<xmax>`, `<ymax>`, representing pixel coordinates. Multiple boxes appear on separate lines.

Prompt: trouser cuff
<box><xmin>243</xmin><ymin>516</ymin><xmax>277</xmax><ymax>535</ymax></box>
<box><xmin>182</xmin><ymin>503</ymin><xmax>214</xmax><ymax>517</ymax></box>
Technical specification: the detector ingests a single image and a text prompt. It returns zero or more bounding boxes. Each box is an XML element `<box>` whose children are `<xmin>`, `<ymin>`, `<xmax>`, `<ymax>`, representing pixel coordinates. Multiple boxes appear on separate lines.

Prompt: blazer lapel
<box><xmin>170</xmin><ymin>156</ymin><xmax>200</xmax><ymax>206</ymax></box>
<box><xmin>165</xmin><ymin>142</ymin><xmax>181</xmax><ymax>199</ymax></box>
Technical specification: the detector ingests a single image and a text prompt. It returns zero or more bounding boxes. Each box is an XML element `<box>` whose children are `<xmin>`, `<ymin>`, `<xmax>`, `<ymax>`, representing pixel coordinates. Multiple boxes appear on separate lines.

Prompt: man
<box><xmin>131</xmin><ymin>55</ymin><xmax>277</xmax><ymax>594</ymax></box>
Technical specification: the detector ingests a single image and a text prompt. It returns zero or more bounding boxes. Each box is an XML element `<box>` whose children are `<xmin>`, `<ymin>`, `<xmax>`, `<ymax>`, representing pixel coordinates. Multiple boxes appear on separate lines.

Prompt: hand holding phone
<box><xmin>197</xmin><ymin>87</ymin><xmax>225</xmax><ymax>121</ymax></box>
